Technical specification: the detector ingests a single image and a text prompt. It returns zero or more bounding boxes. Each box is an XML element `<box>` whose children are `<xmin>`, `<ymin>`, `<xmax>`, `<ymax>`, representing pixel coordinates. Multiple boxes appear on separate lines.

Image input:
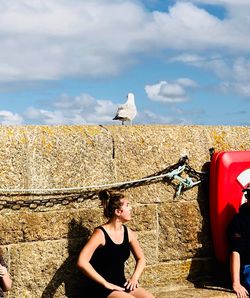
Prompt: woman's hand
<box><xmin>124</xmin><ymin>278</ymin><xmax>139</xmax><ymax>291</ymax></box>
<box><xmin>0</xmin><ymin>265</ymin><xmax>8</xmax><ymax>278</ymax></box>
<box><xmin>104</xmin><ymin>281</ymin><xmax>125</xmax><ymax>292</ymax></box>
<box><xmin>232</xmin><ymin>282</ymin><xmax>249</xmax><ymax>298</ymax></box>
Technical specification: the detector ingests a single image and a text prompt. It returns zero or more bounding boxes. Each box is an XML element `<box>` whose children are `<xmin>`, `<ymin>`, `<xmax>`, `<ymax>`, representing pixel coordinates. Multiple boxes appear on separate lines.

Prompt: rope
<box><xmin>0</xmin><ymin>160</ymin><xmax>206</xmax><ymax>196</ymax></box>
<box><xmin>0</xmin><ymin>166</ymin><xmax>186</xmax><ymax>195</ymax></box>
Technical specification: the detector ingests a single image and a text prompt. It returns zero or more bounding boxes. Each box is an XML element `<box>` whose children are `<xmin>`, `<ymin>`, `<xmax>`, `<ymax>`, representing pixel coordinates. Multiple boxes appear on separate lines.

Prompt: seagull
<box><xmin>113</xmin><ymin>92</ymin><xmax>137</xmax><ymax>125</ymax></box>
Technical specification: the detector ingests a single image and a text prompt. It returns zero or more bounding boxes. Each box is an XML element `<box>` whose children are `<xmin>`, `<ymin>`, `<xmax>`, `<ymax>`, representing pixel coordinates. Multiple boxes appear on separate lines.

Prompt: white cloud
<box><xmin>170</xmin><ymin>53</ymin><xmax>250</xmax><ymax>98</ymax></box>
<box><xmin>233</xmin><ymin>84</ymin><xmax>250</xmax><ymax>98</ymax></box>
<box><xmin>137</xmin><ymin>110</ymin><xmax>192</xmax><ymax>125</ymax></box>
<box><xmin>232</xmin><ymin>58</ymin><xmax>250</xmax><ymax>82</ymax></box>
<box><xmin>170</xmin><ymin>53</ymin><xmax>232</xmax><ymax>79</ymax></box>
<box><xmin>0</xmin><ymin>88</ymin><xmax>203</xmax><ymax>125</ymax></box>
<box><xmin>220</xmin><ymin>81</ymin><xmax>250</xmax><ymax>99</ymax></box>
<box><xmin>0</xmin><ymin>110</ymin><xmax>24</xmax><ymax>125</ymax></box>
<box><xmin>145</xmin><ymin>79</ymin><xmax>197</xmax><ymax>103</ymax></box>
<box><xmin>0</xmin><ymin>0</ymin><xmax>249</xmax><ymax>82</ymax></box>
<box><xmin>24</xmin><ymin>107</ymin><xmax>42</xmax><ymax>120</ymax></box>
<box><xmin>24</xmin><ymin>91</ymin><xmax>193</xmax><ymax>125</ymax></box>
<box><xmin>169</xmin><ymin>54</ymin><xmax>206</xmax><ymax>64</ymax></box>
<box><xmin>54</xmin><ymin>93</ymin><xmax>96</xmax><ymax>110</ymax></box>
<box><xmin>0</xmin><ymin>0</ymin><xmax>164</xmax><ymax>81</ymax></box>
<box><xmin>24</xmin><ymin>93</ymin><xmax>118</xmax><ymax>125</ymax></box>
<box><xmin>176</xmin><ymin>78</ymin><xmax>198</xmax><ymax>87</ymax></box>
<box><xmin>214</xmin><ymin>57</ymin><xmax>250</xmax><ymax>98</ymax></box>
<box><xmin>185</xmin><ymin>0</ymin><xmax>250</xmax><ymax>6</ymax></box>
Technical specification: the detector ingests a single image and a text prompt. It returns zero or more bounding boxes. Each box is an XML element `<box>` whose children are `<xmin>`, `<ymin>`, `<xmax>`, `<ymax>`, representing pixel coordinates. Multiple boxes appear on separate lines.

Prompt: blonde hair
<box><xmin>98</xmin><ymin>190</ymin><xmax>125</xmax><ymax>218</ymax></box>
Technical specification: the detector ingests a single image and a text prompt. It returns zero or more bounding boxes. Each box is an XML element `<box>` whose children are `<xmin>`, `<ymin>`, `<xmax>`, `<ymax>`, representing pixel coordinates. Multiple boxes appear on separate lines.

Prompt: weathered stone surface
<box><xmin>152</xmin><ymin>285</ymin><xmax>235</xmax><ymax>298</ymax></box>
<box><xmin>141</xmin><ymin>258</ymin><xmax>215</xmax><ymax>287</ymax></box>
<box><xmin>8</xmin><ymin>240</ymin><xmax>83</xmax><ymax>298</ymax></box>
<box><xmin>158</xmin><ymin>201</ymin><xmax>212</xmax><ymax>261</ymax></box>
<box><xmin>107</xmin><ymin>125</ymin><xmax>211</xmax><ymax>178</ymax></box>
<box><xmin>138</xmin><ymin>231</ymin><xmax>158</xmax><ymax>265</ymax></box>
<box><xmin>129</xmin><ymin>204</ymin><xmax>157</xmax><ymax>232</ymax></box>
<box><xmin>0</xmin><ymin>208</ymin><xmax>103</xmax><ymax>245</ymax></box>
<box><xmin>0</xmin><ymin>127</ymin><xmax>29</xmax><ymax>189</ymax></box>
<box><xmin>0</xmin><ymin>125</ymin><xmax>249</xmax><ymax>297</ymax></box>
<box><xmin>24</xmin><ymin>126</ymin><xmax>116</xmax><ymax>189</ymax></box>
<box><xmin>0</xmin><ymin>126</ymin><xmax>115</xmax><ymax>191</ymax></box>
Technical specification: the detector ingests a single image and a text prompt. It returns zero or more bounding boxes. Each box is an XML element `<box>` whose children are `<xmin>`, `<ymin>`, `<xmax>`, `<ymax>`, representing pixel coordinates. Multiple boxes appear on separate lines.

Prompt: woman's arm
<box><xmin>230</xmin><ymin>251</ymin><xmax>248</xmax><ymax>298</ymax></box>
<box><xmin>125</xmin><ymin>228</ymin><xmax>146</xmax><ymax>291</ymax></box>
<box><xmin>0</xmin><ymin>264</ymin><xmax>12</xmax><ymax>292</ymax></box>
<box><xmin>77</xmin><ymin>229</ymin><xmax>125</xmax><ymax>292</ymax></box>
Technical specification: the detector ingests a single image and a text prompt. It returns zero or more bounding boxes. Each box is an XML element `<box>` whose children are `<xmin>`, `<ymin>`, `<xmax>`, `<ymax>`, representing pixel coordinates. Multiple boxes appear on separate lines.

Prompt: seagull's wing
<box><xmin>113</xmin><ymin>104</ymin><xmax>127</xmax><ymax>120</ymax></box>
<box><xmin>113</xmin><ymin>93</ymin><xmax>137</xmax><ymax>122</ymax></box>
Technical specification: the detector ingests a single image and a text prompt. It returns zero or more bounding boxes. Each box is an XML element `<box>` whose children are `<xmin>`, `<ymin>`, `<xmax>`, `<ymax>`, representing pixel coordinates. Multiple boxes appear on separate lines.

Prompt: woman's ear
<box><xmin>115</xmin><ymin>208</ymin><xmax>122</xmax><ymax>217</ymax></box>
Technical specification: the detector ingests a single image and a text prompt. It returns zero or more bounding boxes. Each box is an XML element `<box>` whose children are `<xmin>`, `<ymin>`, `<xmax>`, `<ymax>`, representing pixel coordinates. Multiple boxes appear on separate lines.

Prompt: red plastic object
<box><xmin>209</xmin><ymin>151</ymin><xmax>250</xmax><ymax>264</ymax></box>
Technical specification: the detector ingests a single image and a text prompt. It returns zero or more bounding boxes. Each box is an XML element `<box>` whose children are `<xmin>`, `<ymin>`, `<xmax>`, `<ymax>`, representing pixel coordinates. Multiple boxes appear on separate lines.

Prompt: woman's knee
<box><xmin>130</xmin><ymin>287</ymin><xmax>155</xmax><ymax>298</ymax></box>
<box><xmin>107</xmin><ymin>291</ymin><xmax>135</xmax><ymax>298</ymax></box>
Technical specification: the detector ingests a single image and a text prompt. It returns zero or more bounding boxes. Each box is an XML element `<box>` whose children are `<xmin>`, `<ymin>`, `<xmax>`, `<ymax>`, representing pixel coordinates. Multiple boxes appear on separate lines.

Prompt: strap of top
<box><xmin>123</xmin><ymin>225</ymin><xmax>129</xmax><ymax>242</ymax></box>
<box><xmin>97</xmin><ymin>226</ymin><xmax>108</xmax><ymax>239</ymax></box>
<box><xmin>97</xmin><ymin>225</ymin><xmax>128</xmax><ymax>243</ymax></box>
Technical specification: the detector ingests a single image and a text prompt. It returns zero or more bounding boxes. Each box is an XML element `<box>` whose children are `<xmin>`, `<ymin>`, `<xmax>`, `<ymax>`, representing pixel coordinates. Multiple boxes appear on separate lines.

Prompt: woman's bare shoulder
<box><xmin>91</xmin><ymin>226</ymin><xmax>105</xmax><ymax>236</ymax></box>
<box><xmin>126</xmin><ymin>226</ymin><xmax>137</xmax><ymax>242</ymax></box>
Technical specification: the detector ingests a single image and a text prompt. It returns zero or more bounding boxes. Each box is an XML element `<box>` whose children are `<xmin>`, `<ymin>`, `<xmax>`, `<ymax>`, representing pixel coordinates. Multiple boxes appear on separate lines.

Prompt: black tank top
<box><xmin>90</xmin><ymin>225</ymin><xmax>130</xmax><ymax>286</ymax></box>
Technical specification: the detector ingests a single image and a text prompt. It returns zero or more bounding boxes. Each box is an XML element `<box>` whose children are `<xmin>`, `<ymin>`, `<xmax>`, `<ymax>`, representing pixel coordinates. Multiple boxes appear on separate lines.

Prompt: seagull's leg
<box><xmin>122</xmin><ymin>121</ymin><xmax>124</xmax><ymax>125</ymax></box>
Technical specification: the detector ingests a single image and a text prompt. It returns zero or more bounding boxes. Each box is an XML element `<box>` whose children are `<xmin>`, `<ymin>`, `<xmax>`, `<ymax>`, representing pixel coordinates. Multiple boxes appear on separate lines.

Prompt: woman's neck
<box><xmin>105</xmin><ymin>218</ymin><xmax>123</xmax><ymax>231</ymax></box>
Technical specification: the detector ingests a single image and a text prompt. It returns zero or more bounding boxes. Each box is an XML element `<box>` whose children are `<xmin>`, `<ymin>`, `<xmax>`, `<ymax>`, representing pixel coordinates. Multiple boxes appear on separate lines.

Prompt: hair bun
<box><xmin>98</xmin><ymin>190</ymin><xmax>110</xmax><ymax>201</ymax></box>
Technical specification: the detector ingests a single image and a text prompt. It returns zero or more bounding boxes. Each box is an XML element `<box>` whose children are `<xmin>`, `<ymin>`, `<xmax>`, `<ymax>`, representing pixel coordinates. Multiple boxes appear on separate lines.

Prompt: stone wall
<box><xmin>0</xmin><ymin>125</ymin><xmax>249</xmax><ymax>297</ymax></box>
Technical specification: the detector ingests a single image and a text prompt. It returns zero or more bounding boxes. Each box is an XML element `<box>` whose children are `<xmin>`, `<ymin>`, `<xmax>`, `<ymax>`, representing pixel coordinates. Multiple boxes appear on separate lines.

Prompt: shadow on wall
<box><xmin>186</xmin><ymin>160</ymin><xmax>232</xmax><ymax>290</ymax></box>
<box><xmin>41</xmin><ymin>219</ymin><xmax>90</xmax><ymax>298</ymax></box>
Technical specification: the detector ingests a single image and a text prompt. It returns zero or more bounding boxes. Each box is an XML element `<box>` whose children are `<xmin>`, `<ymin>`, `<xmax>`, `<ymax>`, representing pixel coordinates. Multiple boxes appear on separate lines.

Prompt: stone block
<box><xmin>129</xmin><ymin>204</ymin><xmax>157</xmax><ymax>231</ymax></box>
<box><xmin>8</xmin><ymin>239</ymin><xmax>86</xmax><ymax>298</ymax></box>
<box><xmin>158</xmin><ymin>201</ymin><xmax>212</xmax><ymax>261</ymax></box>
<box><xmin>0</xmin><ymin>208</ymin><xmax>103</xmax><ymax>245</ymax></box>
<box><xmin>141</xmin><ymin>258</ymin><xmax>214</xmax><ymax>288</ymax></box>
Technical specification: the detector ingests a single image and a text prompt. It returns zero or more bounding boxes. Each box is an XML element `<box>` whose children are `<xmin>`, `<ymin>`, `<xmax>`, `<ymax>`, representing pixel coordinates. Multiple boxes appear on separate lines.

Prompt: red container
<box><xmin>210</xmin><ymin>151</ymin><xmax>250</xmax><ymax>264</ymax></box>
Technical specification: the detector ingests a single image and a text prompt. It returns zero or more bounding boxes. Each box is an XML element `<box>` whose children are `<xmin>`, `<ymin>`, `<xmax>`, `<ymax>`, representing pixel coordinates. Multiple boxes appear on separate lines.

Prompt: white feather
<box><xmin>113</xmin><ymin>93</ymin><xmax>137</xmax><ymax>124</ymax></box>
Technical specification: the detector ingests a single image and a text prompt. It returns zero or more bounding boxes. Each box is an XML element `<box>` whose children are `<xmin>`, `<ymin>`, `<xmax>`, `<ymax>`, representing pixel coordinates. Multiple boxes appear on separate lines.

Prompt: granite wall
<box><xmin>0</xmin><ymin>125</ymin><xmax>249</xmax><ymax>297</ymax></box>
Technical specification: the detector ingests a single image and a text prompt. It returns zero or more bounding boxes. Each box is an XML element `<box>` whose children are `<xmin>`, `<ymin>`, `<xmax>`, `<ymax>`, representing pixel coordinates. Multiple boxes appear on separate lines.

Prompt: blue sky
<box><xmin>0</xmin><ymin>0</ymin><xmax>250</xmax><ymax>125</ymax></box>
